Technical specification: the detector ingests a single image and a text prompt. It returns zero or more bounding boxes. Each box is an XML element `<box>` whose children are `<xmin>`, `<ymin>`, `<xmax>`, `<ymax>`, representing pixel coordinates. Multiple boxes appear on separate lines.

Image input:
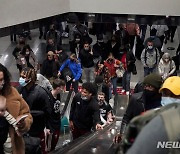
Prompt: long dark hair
<box><xmin>21</xmin><ymin>67</ymin><xmax>37</xmax><ymax>84</ymax></box>
<box><xmin>21</xmin><ymin>44</ymin><xmax>32</xmax><ymax>55</ymax></box>
<box><xmin>0</xmin><ymin>64</ymin><xmax>12</xmax><ymax>96</ymax></box>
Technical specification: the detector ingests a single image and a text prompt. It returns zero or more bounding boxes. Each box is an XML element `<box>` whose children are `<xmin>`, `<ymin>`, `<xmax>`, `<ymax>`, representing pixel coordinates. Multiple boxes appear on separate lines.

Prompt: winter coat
<box><xmin>17</xmin><ymin>51</ymin><xmax>39</xmax><ymax>71</ymax></box>
<box><xmin>17</xmin><ymin>84</ymin><xmax>52</xmax><ymax>136</ymax></box>
<box><xmin>60</xmin><ymin>59</ymin><xmax>82</xmax><ymax>81</ymax></box>
<box><xmin>104</xmin><ymin>59</ymin><xmax>121</xmax><ymax>78</ymax></box>
<box><xmin>79</xmin><ymin>48</ymin><xmax>94</xmax><ymax>68</ymax></box>
<box><xmin>141</xmin><ymin>48</ymin><xmax>160</xmax><ymax>68</ymax></box>
<box><xmin>40</xmin><ymin>59</ymin><xmax>58</xmax><ymax>78</ymax></box>
<box><xmin>121</xmin><ymin>51</ymin><xmax>136</xmax><ymax>72</ymax></box>
<box><xmin>6</xmin><ymin>87</ymin><xmax>32</xmax><ymax>154</ymax></box>
<box><xmin>121</xmin><ymin>92</ymin><xmax>161</xmax><ymax>134</ymax></box>
<box><xmin>158</xmin><ymin>59</ymin><xmax>176</xmax><ymax>79</ymax></box>
<box><xmin>69</xmin><ymin>94</ymin><xmax>101</xmax><ymax>130</ymax></box>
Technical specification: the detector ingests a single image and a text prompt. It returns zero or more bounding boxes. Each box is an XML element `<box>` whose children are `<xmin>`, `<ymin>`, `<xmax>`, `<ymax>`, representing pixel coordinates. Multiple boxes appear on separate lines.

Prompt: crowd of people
<box><xmin>0</xmin><ymin>18</ymin><xmax>179</xmax><ymax>154</ymax></box>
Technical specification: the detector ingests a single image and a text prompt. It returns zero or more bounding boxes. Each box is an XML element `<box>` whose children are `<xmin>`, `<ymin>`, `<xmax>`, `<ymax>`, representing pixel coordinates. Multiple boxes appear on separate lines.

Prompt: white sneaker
<box><xmin>126</xmin><ymin>91</ymin><xmax>130</xmax><ymax>95</ymax></box>
<box><xmin>121</xmin><ymin>89</ymin><xmax>125</xmax><ymax>93</ymax></box>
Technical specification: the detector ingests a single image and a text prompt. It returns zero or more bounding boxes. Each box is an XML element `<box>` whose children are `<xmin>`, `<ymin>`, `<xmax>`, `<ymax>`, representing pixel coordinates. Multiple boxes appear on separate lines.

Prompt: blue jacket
<box><xmin>59</xmin><ymin>59</ymin><xmax>82</xmax><ymax>81</ymax></box>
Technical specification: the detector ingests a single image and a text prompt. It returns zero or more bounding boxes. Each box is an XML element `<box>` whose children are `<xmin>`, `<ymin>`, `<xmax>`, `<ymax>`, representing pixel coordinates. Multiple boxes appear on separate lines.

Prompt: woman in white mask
<box><xmin>160</xmin><ymin>76</ymin><xmax>180</xmax><ymax>106</ymax></box>
<box><xmin>17</xmin><ymin>44</ymin><xmax>39</xmax><ymax>72</ymax></box>
<box><xmin>158</xmin><ymin>52</ymin><xmax>176</xmax><ymax>80</ymax></box>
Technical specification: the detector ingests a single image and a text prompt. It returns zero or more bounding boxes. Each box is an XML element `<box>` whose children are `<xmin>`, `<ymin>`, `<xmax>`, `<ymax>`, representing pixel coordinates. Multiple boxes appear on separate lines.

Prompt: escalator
<box><xmin>51</xmin><ymin>94</ymin><xmax>129</xmax><ymax>154</ymax></box>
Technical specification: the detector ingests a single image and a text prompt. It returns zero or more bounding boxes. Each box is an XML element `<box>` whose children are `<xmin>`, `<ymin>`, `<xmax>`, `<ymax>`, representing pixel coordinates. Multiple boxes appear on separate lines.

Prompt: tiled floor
<box><xmin>0</xmin><ymin>27</ymin><xmax>179</xmax><ymax>86</ymax></box>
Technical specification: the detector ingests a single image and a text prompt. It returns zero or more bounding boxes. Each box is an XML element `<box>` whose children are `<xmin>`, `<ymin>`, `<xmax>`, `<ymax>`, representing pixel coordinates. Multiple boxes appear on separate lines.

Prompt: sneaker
<box><xmin>126</xmin><ymin>91</ymin><xmax>130</xmax><ymax>95</ymax></box>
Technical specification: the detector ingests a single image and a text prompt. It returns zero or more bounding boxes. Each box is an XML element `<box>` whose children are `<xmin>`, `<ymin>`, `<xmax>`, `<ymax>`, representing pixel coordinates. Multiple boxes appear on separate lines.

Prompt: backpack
<box><xmin>144</xmin><ymin>47</ymin><xmax>159</xmax><ymax>66</ymax></box>
<box><xmin>121</xmin><ymin>103</ymin><xmax>180</xmax><ymax>153</ymax></box>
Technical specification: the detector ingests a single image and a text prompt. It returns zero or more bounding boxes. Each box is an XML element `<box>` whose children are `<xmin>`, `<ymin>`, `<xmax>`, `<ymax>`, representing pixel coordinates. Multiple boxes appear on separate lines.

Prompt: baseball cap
<box><xmin>159</xmin><ymin>76</ymin><xmax>180</xmax><ymax>95</ymax></box>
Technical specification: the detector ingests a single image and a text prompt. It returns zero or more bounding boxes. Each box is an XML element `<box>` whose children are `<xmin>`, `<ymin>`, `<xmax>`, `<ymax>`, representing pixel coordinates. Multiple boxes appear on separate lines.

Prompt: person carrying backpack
<box><xmin>141</xmin><ymin>39</ymin><xmax>160</xmax><ymax>77</ymax></box>
<box><xmin>125</xmin><ymin>76</ymin><xmax>180</xmax><ymax>154</ymax></box>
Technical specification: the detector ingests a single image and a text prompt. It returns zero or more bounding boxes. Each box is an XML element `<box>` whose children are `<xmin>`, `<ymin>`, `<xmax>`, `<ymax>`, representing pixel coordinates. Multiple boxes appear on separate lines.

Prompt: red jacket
<box><xmin>104</xmin><ymin>59</ymin><xmax>120</xmax><ymax>77</ymax></box>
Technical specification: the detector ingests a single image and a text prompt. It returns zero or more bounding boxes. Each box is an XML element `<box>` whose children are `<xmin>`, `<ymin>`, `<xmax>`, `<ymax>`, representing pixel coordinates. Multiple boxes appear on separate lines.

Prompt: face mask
<box><xmin>97</xmin><ymin>83</ymin><xmax>103</xmax><ymax>87</ymax></box>
<box><xmin>75</xmin><ymin>38</ymin><xmax>80</xmax><ymax>42</ymax></box>
<box><xmin>26</xmin><ymin>51</ymin><xmax>30</xmax><ymax>55</ymax></box>
<box><xmin>148</xmin><ymin>45</ymin><xmax>153</xmax><ymax>50</ymax></box>
<box><xmin>19</xmin><ymin>77</ymin><xmax>30</xmax><ymax>87</ymax></box>
<box><xmin>98</xmin><ymin>101</ymin><xmax>104</xmax><ymax>106</ymax></box>
<box><xmin>144</xmin><ymin>89</ymin><xmax>157</xmax><ymax>98</ymax></box>
<box><xmin>19</xmin><ymin>41</ymin><xmax>25</xmax><ymax>45</ymax></box>
<box><xmin>108</xmin><ymin>58</ymin><xmax>113</xmax><ymax>63</ymax></box>
<box><xmin>81</xmin><ymin>96</ymin><xmax>89</xmax><ymax>101</ymax></box>
<box><xmin>161</xmin><ymin>97</ymin><xmax>180</xmax><ymax>106</ymax></box>
<box><xmin>164</xmin><ymin>59</ymin><xmax>169</xmax><ymax>63</ymax></box>
<box><xmin>70</xmin><ymin>59</ymin><xmax>75</xmax><ymax>62</ymax></box>
<box><xmin>84</xmin><ymin>47</ymin><xmax>89</xmax><ymax>51</ymax></box>
<box><xmin>0</xmin><ymin>82</ymin><xmax>4</xmax><ymax>90</ymax></box>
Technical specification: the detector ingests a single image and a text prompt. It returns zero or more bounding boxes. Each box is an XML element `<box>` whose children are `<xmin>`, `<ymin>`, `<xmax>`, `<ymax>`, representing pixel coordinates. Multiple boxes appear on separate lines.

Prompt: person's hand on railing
<box><xmin>96</xmin><ymin>123</ymin><xmax>103</xmax><ymax>130</ymax></box>
<box><xmin>58</xmin><ymin>71</ymin><xmax>61</xmax><ymax>77</ymax></box>
<box><xmin>113</xmin><ymin>133</ymin><xmax>123</xmax><ymax>143</ymax></box>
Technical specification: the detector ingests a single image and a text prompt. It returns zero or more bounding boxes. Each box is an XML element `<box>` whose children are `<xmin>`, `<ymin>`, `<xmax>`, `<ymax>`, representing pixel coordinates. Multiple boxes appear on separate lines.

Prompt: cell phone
<box><xmin>16</xmin><ymin>115</ymin><xmax>28</xmax><ymax>124</ymax></box>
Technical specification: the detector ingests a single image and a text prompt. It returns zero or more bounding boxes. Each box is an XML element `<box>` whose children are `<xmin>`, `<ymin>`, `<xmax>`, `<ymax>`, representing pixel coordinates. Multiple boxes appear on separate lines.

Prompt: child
<box><xmin>0</xmin><ymin>95</ymin><xmax>20</xmax><ymax>154</ymax></box>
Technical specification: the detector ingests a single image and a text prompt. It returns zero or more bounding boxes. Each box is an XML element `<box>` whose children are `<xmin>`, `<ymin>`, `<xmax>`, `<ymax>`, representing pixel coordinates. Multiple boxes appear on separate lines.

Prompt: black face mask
<box><xmin>120</xmin><ymin>27</ymin><xmax>124</xmax><ymax>31</ymax></box>
<box><xmin>108</xmin><ymin>58</ymin><xmax>113</xmax><ymax>63</ymax></box>
<box><xmin>98</xmin><ymin>42</ymin><xmax>104</xmax><ymax>46</ymax></box>
<box><xmin>70</xmin><ymin>59</ymin><xmax>75</xmax><ymax>62</ymax></box>
<box><xmin>143</xmin><ymin>89</ymin><xmax>157</xmax><ymax>99</ymax></box>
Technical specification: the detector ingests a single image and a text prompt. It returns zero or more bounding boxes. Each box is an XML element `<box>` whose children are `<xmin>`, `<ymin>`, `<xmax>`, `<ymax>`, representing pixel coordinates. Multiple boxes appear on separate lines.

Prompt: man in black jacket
<box><xmin>17</xmin><ymin>67</ymin><xmax>52</xmax><ymax>154</ymax></box>
<box><xmin>93</xmin><ymin>34</ymin><xmax>108</xmax><ymax>61</ymax></box>
<box><xmin>114</xmin><ymin>73</ymin><xmax>162</xmax><ymax>143</ymax></box>
<box><xmin>69</xmin><ymin>82</ymin><xmax>103</xmax><ymax>140</ymax></box>
<box><xmin>79</xmin><ymin>42</ymin><xmax>95</xmax><ymax>82</ymax></box>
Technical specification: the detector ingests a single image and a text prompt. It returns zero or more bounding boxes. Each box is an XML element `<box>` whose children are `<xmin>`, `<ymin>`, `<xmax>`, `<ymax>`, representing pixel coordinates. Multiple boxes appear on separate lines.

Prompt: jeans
<box><xmin>66</xmin><ymin>80</ymin><xmax>79</xmax><ymax>93</ymax></box>
<box><xmin>122</xmin><ymin>71</ymin><xmax>131</xmax><ymax>92</ymax></box>
<box><xmin>83</xmin><ymin>67</ymin><xmax>94</xmax><ymax>83</ymax></box>
<box><xmin>109</xmin><ymin>77</ymin><xmax>117</xmax><ymax>98</ymax></box>
<box><xmin>144</xmin><ymin>67</ymin><xmax>156</xmax><ymax>77</ymax></box>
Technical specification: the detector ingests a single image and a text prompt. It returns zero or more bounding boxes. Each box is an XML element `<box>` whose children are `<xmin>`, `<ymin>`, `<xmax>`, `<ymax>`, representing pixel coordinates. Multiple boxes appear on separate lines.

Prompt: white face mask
<box><xmin>148</xmin><ymin>45</ymin><xmax>153</xmax><ymax>50</ymax></box>
<box><xmin>84</xmin><ymin>47</ymin><xmax>89</xmax><ymax>51</ymax></box>
<box><xmin>26</xmin><ymin>51</ymin><xmax>30</xmax><ymax>55</ymax></box>
<box><xmin>81</xmin><ymin>96</ymin><xmax>89</xmax><ymax>101</ymax></box>
<box><xmin>164</xmin><ymin>59</ymin><xmax>169</xmax><ymax>63</ymax></box>
<box><xmin>161</xmin><ymin>97</ymin><xmax>180</xmax><ymax>106</ymax></box>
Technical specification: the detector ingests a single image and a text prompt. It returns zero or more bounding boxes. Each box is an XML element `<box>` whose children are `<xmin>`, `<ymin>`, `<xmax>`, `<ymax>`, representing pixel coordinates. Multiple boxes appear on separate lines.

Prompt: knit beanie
<box><xmin>143</xmin><ymin>73</ymin><xmax>163</xmax><ymax>89</ymax></box>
